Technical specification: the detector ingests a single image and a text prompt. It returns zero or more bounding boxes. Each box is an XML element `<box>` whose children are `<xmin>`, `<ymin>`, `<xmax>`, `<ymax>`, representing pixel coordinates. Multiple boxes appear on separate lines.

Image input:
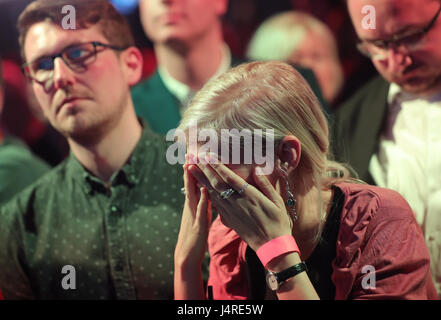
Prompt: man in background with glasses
<box><xmin>0</xmin><ymin>0</ymin><xmax>185</xmax><ymax>299</ymax></box>
<box><xmin>334</xmin><ymin>0</ymin><xmax>441</xmax><ymax>297</ymax></box>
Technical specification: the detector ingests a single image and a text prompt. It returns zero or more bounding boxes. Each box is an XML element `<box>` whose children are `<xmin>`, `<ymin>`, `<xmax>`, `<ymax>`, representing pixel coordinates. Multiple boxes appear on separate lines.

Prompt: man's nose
<box><xmin>52</xmin><ymin>57</ymin><xmax>76</xmax><ymax>90</ymax></box>
<box><xmin>381</xmin><ymin>47</ymin><xmax>413</xmax><ymax>74</ymax></box>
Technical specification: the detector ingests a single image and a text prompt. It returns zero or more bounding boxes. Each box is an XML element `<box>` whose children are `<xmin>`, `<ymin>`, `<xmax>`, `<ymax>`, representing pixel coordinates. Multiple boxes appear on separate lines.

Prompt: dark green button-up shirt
<box><xmin>0</xmin><ymin>125</ymin><xmax>185</xmax><ymax>299</ymax></box>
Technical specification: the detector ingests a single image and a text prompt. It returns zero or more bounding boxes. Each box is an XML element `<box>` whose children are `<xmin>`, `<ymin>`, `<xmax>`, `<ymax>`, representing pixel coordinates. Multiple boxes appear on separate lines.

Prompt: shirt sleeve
<box><xmin>0</xmin><ymin>200</ymin><xmax>35</xmax><ymax>299</ymax></box>
<box><xmin>350</xmin><ymin>215</ymin><xmax>436</xmax><ymax>299</ymax></box>
<box><xmin>332</xmin><ymin>186</ymin><xmax>437</xmax><ymax>300</ymax></box>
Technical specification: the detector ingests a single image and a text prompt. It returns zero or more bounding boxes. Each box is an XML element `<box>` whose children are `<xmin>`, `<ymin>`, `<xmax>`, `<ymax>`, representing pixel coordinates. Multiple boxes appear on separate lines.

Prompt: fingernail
<box><xmin>206</xmin><ymin>153</ymin><xmax>219</xmax><ymax>165</ymax></box>
<box><xmin>198</xmin><ymin>153</ymin><xmax>206</xmax><ymax>165</ymax></box>
<box><xmin>205</xmin><ymin>153</ymin><xmax>213</xmax><ymax>164</ymax></box>
<box><xmin>255</xmin><ymin>166</ymin><xmax>264</xmax><ymax>175</ymax></box>
<box><xmin>188</xmin><ymin>153</ymin><xmax>196</xmax><ymax>164</ymax></box>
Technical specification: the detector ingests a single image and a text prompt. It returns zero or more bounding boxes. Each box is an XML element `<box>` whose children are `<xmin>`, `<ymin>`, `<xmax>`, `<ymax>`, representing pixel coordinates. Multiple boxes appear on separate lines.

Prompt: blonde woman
<box><xmin>174</xmin><ymin>61</ymin><xmax>436</xmax><ymax>300</ymax></box>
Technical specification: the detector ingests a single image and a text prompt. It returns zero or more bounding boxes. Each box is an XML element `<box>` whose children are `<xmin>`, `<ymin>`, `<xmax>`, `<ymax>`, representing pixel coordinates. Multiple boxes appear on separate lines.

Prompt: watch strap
<box><xmin>277</xmin><ymin>261</ymin><xmax>308</xmax><ymax>283</ymax></box>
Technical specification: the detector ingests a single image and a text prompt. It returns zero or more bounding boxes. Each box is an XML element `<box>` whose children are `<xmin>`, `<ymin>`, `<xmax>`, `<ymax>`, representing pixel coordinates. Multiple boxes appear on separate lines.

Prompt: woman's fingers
<box><xmin>196</xmin><ymin>187</ymin><xmax>210</xmax><ymax>229</ymax></box>
<box><xmin>184</xmin><ymin>155</ymin><xmax>207</xmax><ymax>219</ymax></box>
<box><xmin>184</xmin><ymin>155</ymin><xmax>196</xmax><ymax>195</ymax></box>
<box><xmin>187</xmin><ymin>164</ymin><xmax>216</xmax><ymax>193</ymax></box>
<box><xmin>183</xmin><ymin>165</ymin><xmax>192</xmax><ymax>195</ymax></box>
<box><xmin>200</xmin><ymin>153</ymin><xmax>255</xmax><ymax>199</ymax></box>
<box><xmin>206</xmin><ymin>154</ymin><xmax>245</xmax><ymax>190</ymax></box>
<box><xmin>253</xmin><ymin>166</ymin><xmax>284</xmax><ymax>207</ymax></box>
<box><xmin>193</xmin><ymin>153</ymin><xmax>233</xmax><ymax>196</ymax></box>
<box><xmin>189</xmin><ymin>153</ymin><xmax>277</xmax><ymax>210</ymax></box>
<box><xmin>202</xmin><ymin>153</ymin><xmax>279</xmax><ymax>207</ymax></box>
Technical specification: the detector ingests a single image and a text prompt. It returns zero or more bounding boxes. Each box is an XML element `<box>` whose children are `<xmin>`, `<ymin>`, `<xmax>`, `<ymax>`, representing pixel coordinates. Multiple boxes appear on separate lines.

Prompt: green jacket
<box><xmin>131</xmin><ymin>61</ymin><xmax>329</xmax><ymax>135</ymax></box>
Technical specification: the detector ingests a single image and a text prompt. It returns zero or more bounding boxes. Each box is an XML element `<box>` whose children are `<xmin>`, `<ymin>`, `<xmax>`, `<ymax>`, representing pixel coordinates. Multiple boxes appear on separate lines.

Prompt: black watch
<box><xmin>266</xmin><ymin>262</ymin><xmax>308</xmax><ymax>291</ymax></box>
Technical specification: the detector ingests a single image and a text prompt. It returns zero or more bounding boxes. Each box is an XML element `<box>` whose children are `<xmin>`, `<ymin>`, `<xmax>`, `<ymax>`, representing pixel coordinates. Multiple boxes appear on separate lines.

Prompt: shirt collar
<box><xmin>67</xmin><ymin>119</ymin><xmax>156</xmax><ymax>194</ymax></box>
<box><xmin>388</xmin><ymin>82</ymin><xmax>441</xmax><ymax>105</ymax></box>
<box><xmin>157</xmin><ymin>43</ymin><xmax>232</xmax><ymax>106</ymax></box>
<box><xmin>387</xmin><ymin>82</ymin><xmax>403</xmax><ymax>105</ymax></box>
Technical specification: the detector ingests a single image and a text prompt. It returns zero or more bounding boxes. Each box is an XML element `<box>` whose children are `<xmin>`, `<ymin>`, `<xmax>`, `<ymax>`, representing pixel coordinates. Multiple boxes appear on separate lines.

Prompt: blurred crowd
<box><xmin>0</xmin><ymin>0</ymin><xmax>439</xmax><ymax>300</ymax></box>
<box><xmin>0</xmin><ymin>0</ymin><xmax>375</xmax><ymax>167</ymax></box>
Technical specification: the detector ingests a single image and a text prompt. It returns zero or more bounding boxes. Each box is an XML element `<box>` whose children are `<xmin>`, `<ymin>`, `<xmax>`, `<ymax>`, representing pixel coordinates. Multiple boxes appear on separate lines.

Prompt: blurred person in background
<box><xmin>1</xmin><ymin>58</ymin><xmax>68</xmax><ymax>167</ymax></box>
<box><xmin>0</xmin><ymin>0</ymin><xmax>69</xmax><ymax>167</ymax></box>
<box><xmin>334</xmin><ymin>0</ymin><xmax>441</xmax><ymax>297</ymax></box>
<box><xmin>247</xmin><ymin>11</ymin><xmax>344</xmax><ymax>105</ymax></box>
<box><xmin>132</xmin><ymin>0</ymin><xmax>327</xmax><ymax>135</ymax></box>
<box><xmin>132</xmin><ymin>0</ymin><xmax>232</xmax><ymax>135</ymax></box>
<box><xmin>0</xmin><ymin>59</ymin><xmax>50</xmax><ymax>205</ymax></box>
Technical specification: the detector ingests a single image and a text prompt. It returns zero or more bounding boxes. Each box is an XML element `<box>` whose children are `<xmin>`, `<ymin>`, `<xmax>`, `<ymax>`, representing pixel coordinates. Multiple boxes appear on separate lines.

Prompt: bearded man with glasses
<box><xmin>333</xmin><ymin>0</ymin><xmax>441</xmax><ymax>298</ymax></box>
<box><xmin>0</xmin><ymin>0</ymin><xmax>185</xmax><ymax>299</ymax></box>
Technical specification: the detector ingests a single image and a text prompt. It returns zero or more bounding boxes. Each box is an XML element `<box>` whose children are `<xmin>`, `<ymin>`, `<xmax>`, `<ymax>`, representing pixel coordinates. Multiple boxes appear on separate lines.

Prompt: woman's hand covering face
<box><xmin>174</xmin><ymin>154</ymin><xmax>212</xmax><ymax>269</ymax></box>
<box><xmin>187</xmin><ymin>152</ymin><xmax>293</xmax><ymax>251</ymax></box>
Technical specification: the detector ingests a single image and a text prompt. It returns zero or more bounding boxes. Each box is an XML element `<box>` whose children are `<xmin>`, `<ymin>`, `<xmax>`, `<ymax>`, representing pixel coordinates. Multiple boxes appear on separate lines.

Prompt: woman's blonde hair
<box><xmin>178</xmin><ymin>61</ymin><xmax>352</xmax><ymax>190</ymax></box>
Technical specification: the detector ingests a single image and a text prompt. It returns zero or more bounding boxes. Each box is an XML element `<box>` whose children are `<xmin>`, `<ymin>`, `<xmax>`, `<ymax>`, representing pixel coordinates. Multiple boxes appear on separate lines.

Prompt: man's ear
<box><xmin>216</xmin><ymin>0</ymin><xmax>228</xmax><ymax>16</ymax></box>
<box><xmin>121</xmin><ymin>47</ymin><xmax>143</xmax><ymax>87</ymax></box>
<box><xmin>276</xmin><ymin>136</ymin><xmax>301</xmax><ymax>172</ymax></box>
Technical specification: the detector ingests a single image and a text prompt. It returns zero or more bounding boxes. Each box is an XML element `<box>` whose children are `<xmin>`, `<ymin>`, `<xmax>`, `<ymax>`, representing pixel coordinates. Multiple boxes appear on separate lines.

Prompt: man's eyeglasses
<box><xmin>357</xmin><ymin>6</ymin><xmax>441</xmax><ymax>60</ymax></box>
<box><xmin>22</xmin><ymin>41</ymin><xmax>128</xmax><ymax>88</ymax></box>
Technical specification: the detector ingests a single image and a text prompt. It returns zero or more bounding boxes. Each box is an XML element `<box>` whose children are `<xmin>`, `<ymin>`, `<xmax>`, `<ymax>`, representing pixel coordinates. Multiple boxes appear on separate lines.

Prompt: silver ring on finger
<box><xmin>219</xmin><ymin>188</ymin><xmax>235</xmax><ymax>200</ymax></box>
<box><xmin>237</xmin><ymin>183</ymin><xmax>249</xmax><ymax>195</ymax></box>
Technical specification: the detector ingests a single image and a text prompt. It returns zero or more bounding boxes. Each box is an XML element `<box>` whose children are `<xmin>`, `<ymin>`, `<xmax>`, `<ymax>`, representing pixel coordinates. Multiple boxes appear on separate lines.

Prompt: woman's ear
<box><xmin>276</xmin><ymin>136</ymin><xmax>301</xmax><ymax>172</ymax></box>
<box><xmin>121</xmin><ymin>47</ymin><xmax>143</xmax><ymax>86</ymax></box>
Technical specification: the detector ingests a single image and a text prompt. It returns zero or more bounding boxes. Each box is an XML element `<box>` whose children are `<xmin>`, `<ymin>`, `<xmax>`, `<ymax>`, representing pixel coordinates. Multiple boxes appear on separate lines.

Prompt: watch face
<box><xmin>266</xmin><ymin>272</ymin><xmax>279</xmax><ymax>291</ymax></box>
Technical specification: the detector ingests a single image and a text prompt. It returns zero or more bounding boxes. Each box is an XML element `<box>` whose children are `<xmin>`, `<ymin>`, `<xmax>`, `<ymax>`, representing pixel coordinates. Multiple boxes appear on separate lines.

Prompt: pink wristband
<box><xmin>256</xmin><ymin>235</ymin><xmax>300</xmax><ymax>268</ymax></box>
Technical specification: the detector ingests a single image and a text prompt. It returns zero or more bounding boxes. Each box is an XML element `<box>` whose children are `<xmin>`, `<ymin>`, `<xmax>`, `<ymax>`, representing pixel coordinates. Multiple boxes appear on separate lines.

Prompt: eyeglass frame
<box><xmin>357</xmin><ymin>5</ymin><xmax>441</xmax><ymax>60</ymax></box>
<box><xmin>21</xmin><ymin>41</ymin><xmax>129</xmax><ymax>86</ymax></box>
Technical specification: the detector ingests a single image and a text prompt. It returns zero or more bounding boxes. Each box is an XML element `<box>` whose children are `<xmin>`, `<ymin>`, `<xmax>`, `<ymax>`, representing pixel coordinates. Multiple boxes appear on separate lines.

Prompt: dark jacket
<box><xmin>332</xmin><ymin>75</ymin><xmax>390</xmax><ymax>184</ymax></box>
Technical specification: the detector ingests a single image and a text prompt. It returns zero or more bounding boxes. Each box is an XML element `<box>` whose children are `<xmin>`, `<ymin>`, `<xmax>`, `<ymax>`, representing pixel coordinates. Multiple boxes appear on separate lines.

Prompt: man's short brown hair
<box><xmin>18</xmin><ymin>0</ymin><xmax>135</xmax><ymax>61</ymax></box>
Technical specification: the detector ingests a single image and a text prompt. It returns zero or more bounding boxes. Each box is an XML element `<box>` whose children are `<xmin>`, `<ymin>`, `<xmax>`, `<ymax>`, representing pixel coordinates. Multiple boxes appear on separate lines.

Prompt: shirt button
<box><xmin>110</xmin><ymin>205</ymin><xmax>120</xmax><ymax>214</ymax></box>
